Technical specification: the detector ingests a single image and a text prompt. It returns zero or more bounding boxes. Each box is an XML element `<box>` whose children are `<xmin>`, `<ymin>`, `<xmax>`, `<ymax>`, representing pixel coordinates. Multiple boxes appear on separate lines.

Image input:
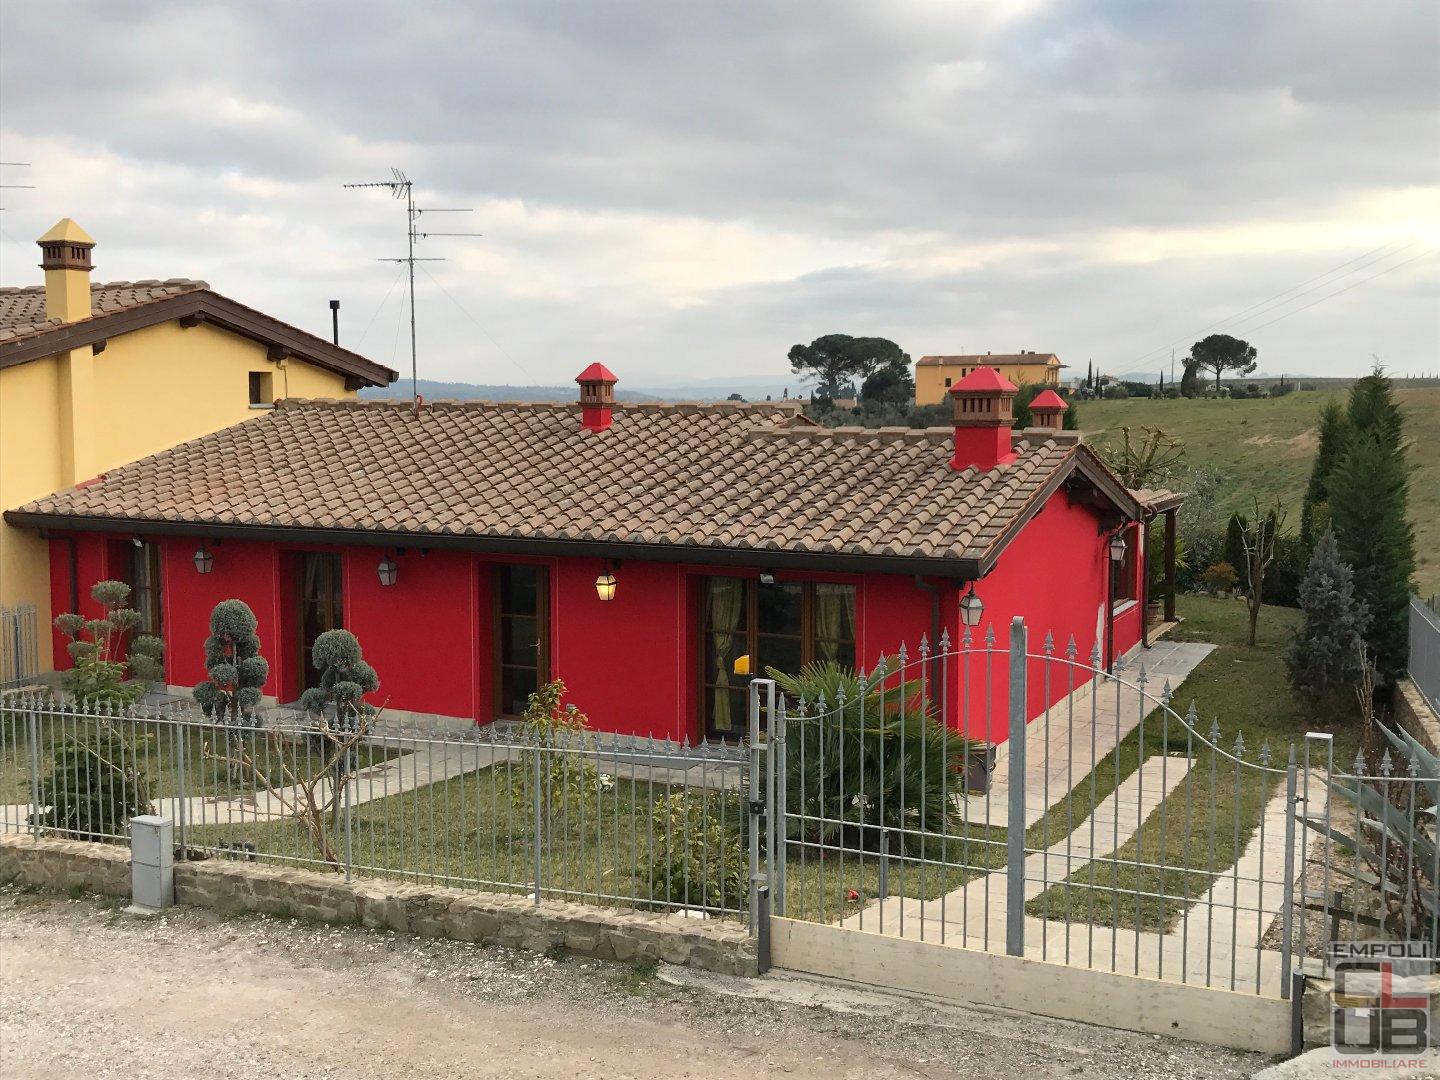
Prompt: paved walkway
<box><xmin>834</xmin><ymin>776</ymin><xmax>1323</xmax><ymax>996</ymax></box>
<box><xmin>965</xmin><ymin>638</ymin><xmax>1215</xmax><ymax>830</ymax></box>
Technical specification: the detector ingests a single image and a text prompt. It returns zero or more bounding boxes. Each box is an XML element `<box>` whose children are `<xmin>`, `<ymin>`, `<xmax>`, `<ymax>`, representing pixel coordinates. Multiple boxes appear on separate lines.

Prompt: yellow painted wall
<box><xmin>0</xmin><ymin>319</ymin><xmax>355</xmax><ymax>669</ymax></box>
<box><xmin>0</xmin><ymin>356</ymin><xmax>66</xmax><ymax>642</ymax></box>
<box><xmin>915</xmin><ymin>361</ymin><xmax>1061</xmax><ymax>406</ymax></box>
<box><xmin>89</xmin><ymin>321</ymin><xmax>350</xmax><ymax>468</ymax></box>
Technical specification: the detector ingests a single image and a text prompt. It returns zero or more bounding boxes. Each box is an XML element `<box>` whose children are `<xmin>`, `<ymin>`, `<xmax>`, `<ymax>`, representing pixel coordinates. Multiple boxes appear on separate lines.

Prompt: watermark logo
<box><xmin>1329</xmin><ymin>940</ymin><xmax>1434</xmax><ymax>1069</ymax></box>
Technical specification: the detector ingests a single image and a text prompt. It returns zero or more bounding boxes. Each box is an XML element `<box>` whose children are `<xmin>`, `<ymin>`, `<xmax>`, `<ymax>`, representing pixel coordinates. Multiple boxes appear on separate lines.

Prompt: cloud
<box><xmin>1</xmin><ymin>0</ymin><xmax>1435</xmax><ymax>383</ymax></box>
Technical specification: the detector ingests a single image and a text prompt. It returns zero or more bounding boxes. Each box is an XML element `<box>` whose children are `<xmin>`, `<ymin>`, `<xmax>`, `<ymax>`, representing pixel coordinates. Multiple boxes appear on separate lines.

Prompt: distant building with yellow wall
<box><xmin>915</xmin><ymin>351</ymin><xmax>1064</xmax><ymax>406</ymax></box>
<box><xmin>0</xmin><ymin>218</ymin><xmax>396</xmax><ymax>669</ymax></box>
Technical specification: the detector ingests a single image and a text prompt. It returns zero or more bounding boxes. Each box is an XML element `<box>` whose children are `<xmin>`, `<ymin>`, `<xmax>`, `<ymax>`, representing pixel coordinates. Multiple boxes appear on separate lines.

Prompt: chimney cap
<box><xmin>575</xmin><ymin>362</ymin><xmax>618</xmax><ymax>385</ymax></box>
<box><xmin>37</xmin><ymin>218</ymin><xmax>96</xmax><ymax>247</ymax></box>
<box><xmin>1029</xmin><ymin>389</ymin><xmax>1067</xmax><ymax>413</ymax></box>
<box><xmin>950</xmin><ymin>366</ymin><xmax>1017</xmax><ymax>395</ymax></box>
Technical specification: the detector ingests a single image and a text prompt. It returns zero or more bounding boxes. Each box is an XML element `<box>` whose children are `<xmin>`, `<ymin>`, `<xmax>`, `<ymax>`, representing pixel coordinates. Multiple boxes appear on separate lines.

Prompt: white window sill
<box><xmin>248</xmin><ymin>403</ymin><xmax>275</xmax><ymax>410</ymax></box>
<box><xmin>1112</xmin><ymin>599</ymin><xmax>1139</xmax><ymax>617</ymax></box>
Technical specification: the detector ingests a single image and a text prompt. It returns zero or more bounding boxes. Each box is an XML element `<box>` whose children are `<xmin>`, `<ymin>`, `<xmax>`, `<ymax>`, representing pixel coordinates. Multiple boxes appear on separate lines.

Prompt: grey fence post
<box><xmin>531</xmin><ymin>736</ymin><xmax>544</xmax><ymax>906</ymax></box>
<box><xmin>173</xmin><ymin>716</ymin><xmax>188</xmax><ymax>858</ymax></box>
<box><xmin>1006</xmin><ymin>615</ymin><xmax>1028</xmax><ymax>957</ymax></box>
<box><xmin>27</xmin><ymin>704</ymin><xmax>41</xmax><ymax>840</ymax></box>
<box><xmin>773</xmin><ymin>693</ymin><xmax>788</xmax><ymax>916</ymax></box>
<box><xmin>342</xmin><ymin>743</ymin><xmax>354</xmax><ymax>883</ymax></box>
<box><xmin>746</xmin><ymin>677</ymin><xmax>767</xmax><ymax>935</ymax></box>
<box><xmin>1279</xmin><ymin>743</ymin><xmax>1298</xmax><ymax>999</ymax></box>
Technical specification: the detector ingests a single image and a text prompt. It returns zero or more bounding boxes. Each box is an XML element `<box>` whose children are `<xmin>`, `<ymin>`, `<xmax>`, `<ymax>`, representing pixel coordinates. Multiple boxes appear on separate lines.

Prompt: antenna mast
<box><xmin>344</xmin><ymin>169</ymin><xmax>480</xmax><ymax>404</ymax></box>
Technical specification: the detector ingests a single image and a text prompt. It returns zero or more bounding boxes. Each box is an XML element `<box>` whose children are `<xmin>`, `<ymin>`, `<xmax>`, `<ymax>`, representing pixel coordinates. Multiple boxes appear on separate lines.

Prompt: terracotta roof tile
<box><xmin>0</xmin><ymin>280</ymin><xmax>208</xmax><ymax>341</ymax></box>
<box><xmin>12</xmin><ymin>399</ymin><xmax>1090</xmax><ymax>567</ymax></box>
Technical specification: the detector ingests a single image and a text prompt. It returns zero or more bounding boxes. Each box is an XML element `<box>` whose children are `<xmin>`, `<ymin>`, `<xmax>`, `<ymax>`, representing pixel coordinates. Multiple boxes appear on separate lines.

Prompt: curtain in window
<box><xmin>814</xmin><ymin>583</ymin><xmax>856</xmax><ymax>663</ymax></box>
<box><xmin>708</xmin><ymin>578</ymin><xmax>745</xmax><ymax>731</ymax></box>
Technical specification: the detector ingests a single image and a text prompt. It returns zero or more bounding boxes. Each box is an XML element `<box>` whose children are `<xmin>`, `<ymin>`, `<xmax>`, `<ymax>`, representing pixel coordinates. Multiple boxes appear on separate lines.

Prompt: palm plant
<box><xmin>769</xmin><ymin>659</ymin><xmax>982</xmax><ymax>857</ymax></box>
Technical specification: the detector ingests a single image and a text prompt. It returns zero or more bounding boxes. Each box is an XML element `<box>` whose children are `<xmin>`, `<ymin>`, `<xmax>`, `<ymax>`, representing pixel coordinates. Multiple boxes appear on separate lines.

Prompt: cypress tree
<box><xmin>1299</xmin><ymin>398</ymin><xmax>1349</xmax><ymax>550</ymax></box>
<box><xmin>1223</xmin><ymin>512</ymin><xmax>1249</xmax><ymax>592</ymax></box>
<box><xmin>1328</xmin><ymin>426</ymin><xmax>1415</xmax><ymax>682</ymax></box>
<box><xmin>1286</xmin><ymin>529</ymin><xmax>1370</xmax><ymax>721</ymax></box>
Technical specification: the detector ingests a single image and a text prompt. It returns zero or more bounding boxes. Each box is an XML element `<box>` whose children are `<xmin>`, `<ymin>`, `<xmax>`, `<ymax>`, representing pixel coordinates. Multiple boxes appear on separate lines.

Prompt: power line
<box><xmin>418</xmin><ymin>262</ymin><xmax>533</xmax><ymax>383</ymax></box>
<box><xmin>1241</xmin><ymin>248</ymin><xmax>1436</xmax><ymax>332</ymax></box>
<box><xmin>1124</xmin><ymin>239</ymin><xmax>1416</xmax><ymax>367</ymax></box>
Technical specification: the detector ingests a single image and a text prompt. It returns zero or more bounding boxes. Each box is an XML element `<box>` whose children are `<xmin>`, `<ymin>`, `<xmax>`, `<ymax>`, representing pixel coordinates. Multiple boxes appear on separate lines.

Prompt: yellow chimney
<box><xmin>36</xmin><ymin>218</ymin><xmax>96</xmax><ymax>322</ymax></box>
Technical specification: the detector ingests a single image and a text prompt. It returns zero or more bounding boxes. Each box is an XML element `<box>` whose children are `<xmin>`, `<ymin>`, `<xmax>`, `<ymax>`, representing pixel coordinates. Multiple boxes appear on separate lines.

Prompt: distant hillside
<box><xmin>360</xmin><ymin>379</ymin><xmax>662</xmax><ymax>404</ymax></box>
<box><xmin>1081</xmin><ymin>388</ymin><xmax>1440</xmax><ymax>596</ymax></box>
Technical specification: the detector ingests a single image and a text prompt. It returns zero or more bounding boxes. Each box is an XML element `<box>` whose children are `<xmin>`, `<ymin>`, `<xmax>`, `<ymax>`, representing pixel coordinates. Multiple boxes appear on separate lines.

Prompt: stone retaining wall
<box><xmin>0</xmin><ymin>834</ymin><xmax>756</xmax><ymax>976</ymax></box>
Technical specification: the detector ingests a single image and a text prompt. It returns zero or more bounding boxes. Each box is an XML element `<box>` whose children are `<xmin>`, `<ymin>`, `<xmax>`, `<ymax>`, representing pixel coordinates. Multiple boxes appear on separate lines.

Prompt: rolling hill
<box><xmin>1080</xmin><ymin>388</ymin><xmax>1440</xmax><ymax>597</ymax></box>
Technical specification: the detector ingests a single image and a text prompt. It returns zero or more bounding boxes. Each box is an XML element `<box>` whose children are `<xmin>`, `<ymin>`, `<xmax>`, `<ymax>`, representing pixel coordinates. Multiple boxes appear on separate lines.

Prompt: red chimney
<box><xmin>576</xmin><ymin>363</ymin><xmax>618</xmax><ymax>431</ymax></box>
<box><xmin>949</xmin><ymin>366</ymin><xmax>1018</xmax><ymax>471</ymax></box>
<box><xmin>1029</xmin><ymin>388</ymin><xmax>1067</xmax><ymax>431</ymax></box>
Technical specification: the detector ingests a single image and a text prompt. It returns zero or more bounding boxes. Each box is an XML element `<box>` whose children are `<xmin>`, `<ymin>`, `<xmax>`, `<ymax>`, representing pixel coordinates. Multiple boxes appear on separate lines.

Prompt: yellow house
<box><xmin>0</xmin><ymin>218</ymin><xmax>396</xmax><ymax>669</ymax></box>
<box><xmin>915</xmin><ymin>351</ymin><xmax>1065</xmax><ymax>406</ymax></box>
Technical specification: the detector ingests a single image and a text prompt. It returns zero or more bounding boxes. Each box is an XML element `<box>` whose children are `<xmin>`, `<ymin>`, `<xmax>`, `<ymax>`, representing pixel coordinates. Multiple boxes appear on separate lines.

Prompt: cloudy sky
<box><xmin>1</xmin><ymin>1</ymin><xmax>1436</xmax><ymax>388</ymax></box>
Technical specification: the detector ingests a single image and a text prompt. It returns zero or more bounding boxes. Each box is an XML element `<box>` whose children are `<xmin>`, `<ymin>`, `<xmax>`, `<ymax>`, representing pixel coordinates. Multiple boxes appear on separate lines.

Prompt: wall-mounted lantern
<box><xmin>1109</xmin><ymin>530</ymin><xmax>1128</xmax><ymax>563</ymax></box>
<box><xmin>595</xmin><ymin>561</ymin><xmax>618</xmax><ymax>601</ymax></box>
<box><xmin>959</xmin><ymin>584</ymin><xmax>984</xmax><ymax>627</ymax></box>
<box><xmin>378</xmin><ymin>555</ymin><xmax>399</xmax><ymax>587</ymax></box>
<box><xmin>193</xmin><ymin>543</ymin><xmax>214</xmax><ymax>575</ymax></box>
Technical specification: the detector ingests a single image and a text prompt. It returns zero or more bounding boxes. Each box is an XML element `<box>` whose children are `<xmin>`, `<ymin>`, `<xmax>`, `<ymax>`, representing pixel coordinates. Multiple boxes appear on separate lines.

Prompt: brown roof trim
<box><xmin>0</xmin><ymin>290</ymin><xmax>396</xmax><ymax>387</ymax></box>
<box><xmin>4</xmin><ymin>510</ymin><xmax>986</xmax><ymax>580</ymax></box>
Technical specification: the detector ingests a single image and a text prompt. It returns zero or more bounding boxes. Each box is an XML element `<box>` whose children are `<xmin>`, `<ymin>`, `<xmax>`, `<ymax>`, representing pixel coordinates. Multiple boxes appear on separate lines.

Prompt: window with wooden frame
<box><xmin>1112</xmin><ymin>527</ymin><xmax>1139</xmax><ymax>605</ymax></box>
<box><xmin>126</xmin><ymin>540</ymin><xmax>164</xmax><ymax>637</ymax></box>
<box><xmin>494</xmin><ymin>564</ymin><xmax>549</xmax><ymax>717</ymax></box>
<box><xmin>699</xmin><ymin>577</ymin><xmax>856</xmax><ymax>739</ymax></box>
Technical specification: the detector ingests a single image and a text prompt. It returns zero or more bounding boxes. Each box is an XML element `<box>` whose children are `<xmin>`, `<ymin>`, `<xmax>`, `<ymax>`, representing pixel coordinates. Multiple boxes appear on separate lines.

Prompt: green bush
<box><xmin>769</xmin><ymin>660</ymin><xmax>981</xmax><ymax>857</ymax></box>
<box><xmin>34</xmin><ymin>726</ymin><xmax>153</xmax><ymax>841</ymax></box>
<box><xmin>642</xmin><ymin>790</ymin><xmax>748</xmax><ymax>912</ymax></box>
<box><xmin>53</xmin><ymin>581</ymin><xmax>164</xmax><ymax>706</ymax></box>
<box><xmin>509</xmin><ymin>679</ymin><xmax>603</xmax><ymax>839</ymax></box>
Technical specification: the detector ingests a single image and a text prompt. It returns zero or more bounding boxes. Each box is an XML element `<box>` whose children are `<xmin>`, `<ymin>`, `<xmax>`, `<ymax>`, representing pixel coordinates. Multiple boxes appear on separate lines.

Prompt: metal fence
<box><xmin>0</xmin><ymin>603</ymin><xmax>40</xmax><ymax>687</ymax></box>
<box><xmin>0</xmin><ymin>693</ymin><xmax>751</xmax><ymax>918</ymax></box>
<box><xmin>767</xmin><ymin>619</ymin><xmax>1438</xmax><ymax>1001</ymax></box>
<box><xmin>1410</xmin><ymin>595</ymin><xmax>1440</xmax><ymax>716</ymax></box>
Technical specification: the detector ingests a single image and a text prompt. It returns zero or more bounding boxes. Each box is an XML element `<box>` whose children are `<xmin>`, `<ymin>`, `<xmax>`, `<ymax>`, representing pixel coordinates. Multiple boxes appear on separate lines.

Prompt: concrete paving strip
<box><xmin>966</xmin><ymin>639</ymin><xmax>1216</xmax><ymax>830</ymax></box>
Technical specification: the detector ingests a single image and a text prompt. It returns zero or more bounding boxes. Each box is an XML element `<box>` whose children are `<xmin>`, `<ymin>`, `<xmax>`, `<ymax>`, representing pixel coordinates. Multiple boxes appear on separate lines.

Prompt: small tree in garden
<box><xmin>192</xmin><ymin>600</ymin><xmax>268</xmax><ymax>724</ymax></box>
<box><xmin>193</xmin><ymin>599</ymin><xmax>268</xmax><ymax>783</ymax></box>
<box><xmin>33</xmin><ymin>725</ymin><xmax>153</xmax><ymax>841</ymax></box>
<box><xmin>643</xmin><ymin>791</ymin><xmax>748</xmax><ymax>912</ymax></box>
<box><xmin>1286</xmin><ymin>529</ymin><xmax>1370</xmax><ymax>722</ymax></box>
<box><xmin>298</xmin><ymin>629</ymin><xmax>379</xmax><ymax>729</ymax></box>
<box><xmin>509</xmin><ymin>679</ymin><xmax>604</xmax><ymax>838</ymax></box>
<box><xmin>54</xmin><ymin>580</ymin><xmax>164</xmax><ymax>706</ymax></box>
<box><xmin>1097</xmin><ymin>426</ymin><xmax>1184</xmax><ymax>489</ymax></box>
<box><xmin>1299</xmin><ymin>398</ymin><xmax>1349</xmax><ymax>550</ymax></box>
<box><xmin>1235</xmin><ymin>501</ymin><xmax>1287</xmax><ymax>647</ymax></box>
<box><xmin>769</xmin><ymin>659</ymin><xmax>981</xmax><ymax>857</ymax></box>
<box><xmin>299</xmin><ymin>629</ymin><xmax>380</xmax><ymax>825</ymax></box>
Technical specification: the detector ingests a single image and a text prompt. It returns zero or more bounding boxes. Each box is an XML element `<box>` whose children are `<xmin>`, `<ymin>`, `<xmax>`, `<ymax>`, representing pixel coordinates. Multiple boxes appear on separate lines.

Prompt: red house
<box><xmin>6</xmin><ymin>367</ymin><xmax>1172</xmax><ymax>744</ymax></box>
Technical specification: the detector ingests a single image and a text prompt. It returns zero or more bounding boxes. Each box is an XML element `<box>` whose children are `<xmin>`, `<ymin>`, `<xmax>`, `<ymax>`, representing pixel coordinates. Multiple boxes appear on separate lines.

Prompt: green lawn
<box><xmin>1025</xmin><ymin>594</ymin><xmax>1357</xmax><ymax>932</ymax></box>
<box><xmin>1081</xmin><ymin>388</ymin><xmax>1440</xmax><ymax>596</ymax></box>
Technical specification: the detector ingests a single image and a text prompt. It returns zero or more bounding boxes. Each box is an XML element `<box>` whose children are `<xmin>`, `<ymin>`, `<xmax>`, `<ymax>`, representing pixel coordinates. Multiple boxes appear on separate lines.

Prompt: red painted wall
<box><xmin>42</xmin><ymin>492</ymin><xmax>1144</xmax><ymax>744</ymax></box>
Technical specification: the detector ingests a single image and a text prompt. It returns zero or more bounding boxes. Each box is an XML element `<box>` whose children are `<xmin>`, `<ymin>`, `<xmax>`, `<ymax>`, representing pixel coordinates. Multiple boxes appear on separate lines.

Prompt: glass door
<box><xmin>495</xmin><ymin>564</ymin><xmax>549</xmax><ymax>717</ymax></box>
<box><xmin>297</xmin><ymin>552</ymin><xmax>344</xmax><ymax>694</ymax></box>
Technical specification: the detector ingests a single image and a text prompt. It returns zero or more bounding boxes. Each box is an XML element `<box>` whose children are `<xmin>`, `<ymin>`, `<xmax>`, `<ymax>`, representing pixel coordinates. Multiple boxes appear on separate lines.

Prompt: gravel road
<box><xmin>0</xmin><ymin>885</ymin><xmax>1270</xmax><ymax>1079</ymax></box>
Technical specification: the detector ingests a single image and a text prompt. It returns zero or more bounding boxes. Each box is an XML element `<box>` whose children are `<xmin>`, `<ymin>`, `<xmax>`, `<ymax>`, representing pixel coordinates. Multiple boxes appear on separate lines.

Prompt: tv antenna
<box><xmin>344</xmin><ymin>169</ymin><xmax>481</xmax><ymax>403</ymax></box>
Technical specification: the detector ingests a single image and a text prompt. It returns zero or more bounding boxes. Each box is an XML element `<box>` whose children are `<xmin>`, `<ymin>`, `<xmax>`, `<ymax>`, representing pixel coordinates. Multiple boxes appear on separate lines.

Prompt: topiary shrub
<box><xmin>193</xmin><ymin>599</ymin><xmax>268</xmax><ymax>724</ymax></box>
<box><xmin>53</xmin><ymin>580</ymin><xmax>163</xmax><ymax>706</ymax></box>
<box><xmin>299</xmin><ymin>629</ymin><xmax>379</xmax><ymax>730</ymax></box>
